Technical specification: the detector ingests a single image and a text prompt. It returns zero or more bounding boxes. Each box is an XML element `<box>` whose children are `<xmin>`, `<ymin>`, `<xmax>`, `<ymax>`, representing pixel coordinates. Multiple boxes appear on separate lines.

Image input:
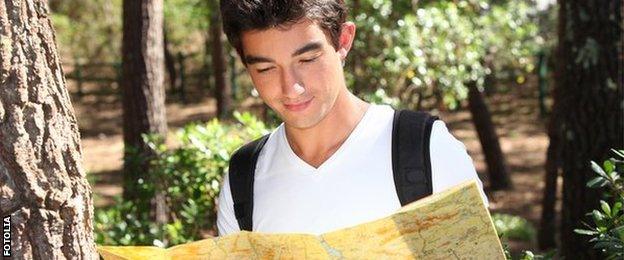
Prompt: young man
<box><xmin>217</xmin><ymin>0</ymin><xmax>488</xmax><ymax>236</ymax></box>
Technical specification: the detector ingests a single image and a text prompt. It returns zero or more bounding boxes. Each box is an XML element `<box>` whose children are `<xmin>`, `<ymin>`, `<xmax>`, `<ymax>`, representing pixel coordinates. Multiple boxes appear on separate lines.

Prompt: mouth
<box><xmin>283</xmin><ymin>97</ymin><xmax>313</xmax><ymax>112</ymax></box>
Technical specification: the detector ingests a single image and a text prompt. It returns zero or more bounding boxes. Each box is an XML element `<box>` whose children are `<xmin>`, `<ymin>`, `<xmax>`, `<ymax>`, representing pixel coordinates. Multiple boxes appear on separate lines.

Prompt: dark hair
<box><xmin>220</xmin><ymin>0</ymin><xmax>347</xmax><ymax>63</ymax></box>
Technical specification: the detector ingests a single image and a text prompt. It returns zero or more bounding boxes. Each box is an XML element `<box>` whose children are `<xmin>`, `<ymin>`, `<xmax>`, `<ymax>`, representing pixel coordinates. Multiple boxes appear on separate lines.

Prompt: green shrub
<box><xmin>348</xmin><ymin>0</ymin><xmax>546</xmax><ymax>110</ymax></box>
<box><xmin>95</xmin><ymin>111</ymin><xmax>270</xmax><ymax>247</ymax></box>
<box><xmin>574</xmin><ymin>149</ymin><xmax>624</xmax><ymax>259</ymax></box>
<box><xmin>493</xmin><ymin>213</ymin><xmax>536</xmax><ymax>242</ymax></box>
<box><xmin>515</xmin><ymin>250</ymin><xmax>555</xmax><ymax>260</ymax></box>
<box><xmin>362</xmin><ymin>88</ymin><xmax>402</xmax><ymax>107</ymax></box>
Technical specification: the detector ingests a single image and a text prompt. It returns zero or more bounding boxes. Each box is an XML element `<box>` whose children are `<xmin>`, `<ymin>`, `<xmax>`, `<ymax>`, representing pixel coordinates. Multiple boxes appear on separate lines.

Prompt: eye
<box><xmin>300</xmin><ymin>56</ymin><xmax>319</xmax><ymax>64</ymax></box>
<box><xmin>256</xmin><ymin>67</ymin><xmax>275</xmax><ymax>73</ymax></box>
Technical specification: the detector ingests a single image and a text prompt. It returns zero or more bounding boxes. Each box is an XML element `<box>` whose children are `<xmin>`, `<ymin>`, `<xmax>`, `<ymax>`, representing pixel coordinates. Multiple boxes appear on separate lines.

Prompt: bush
<box><xmin>348</xmin><ymin>0</ymin><xmax>546</xmax><ymax>110</ymax></box>
<box><xmin>493</xmin><ymin>213</ymin><xmax>536</xmax><ymax>242</ymax></box>
<box><xmin>95</xmin><ymin>111</ymin><xmax>270</xmax><ymax>247</ymax></box>
<box><xmin>574</xmin><ymin>149</ymin><xmax>624</xmax><ymax>259</ymax></box>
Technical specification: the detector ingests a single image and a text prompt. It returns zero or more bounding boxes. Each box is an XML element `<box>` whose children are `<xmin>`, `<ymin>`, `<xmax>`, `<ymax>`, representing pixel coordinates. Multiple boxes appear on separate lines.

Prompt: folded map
<box><xmin>98</xmin><ymin>181</ymin><xmax>504</xmax><ymax>259</ymax></box>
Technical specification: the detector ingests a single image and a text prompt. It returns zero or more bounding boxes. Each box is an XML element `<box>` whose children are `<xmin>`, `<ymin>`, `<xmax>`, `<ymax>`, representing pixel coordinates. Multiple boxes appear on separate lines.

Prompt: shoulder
<box><xmin>428</xmin><ymin>119</ymin><xmax>471</xmax><ymax>173</ymax></box>
<box><xmin>428</xmin><ymin>120</ymin><xmax>490</xmax><ymax>207</ymax></box>
<box><xmin>229</xmin><ymin>125</ymin><xmax>283</xmax><ymax>172</ymax></box>
<box><xmin>230</xmin><ymin>133</ymin><xmax>272</xmax><ymax>162</ymax></box>
<box><xmin>429</xmin><ymin>120</ymin><xmax>463</xmax><ymax>149</ymax></box>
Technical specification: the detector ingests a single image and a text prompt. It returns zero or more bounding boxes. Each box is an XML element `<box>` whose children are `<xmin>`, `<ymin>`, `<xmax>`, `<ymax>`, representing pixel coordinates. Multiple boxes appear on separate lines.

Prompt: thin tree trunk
<box><xmin>538</xmin><ymin>6</ymin><xmax>568</xmax><ymax>250</ymax></box>
<box><xmin>211</xmin><ymin>4</ymin><xmax>232</xmax><ymax>119</ymax></box>
<box><xmin>467</xmin><ymin>82</ymin><xmax>513</xmax><ymax>190</ymax></box>
<box><xmin>164</xmin><ymin>28</ymin><xmax>178</xmax><ymax>98</ymax></box>
<box><xmin>557</xmin><ymin>0</ymin><xmax>623</xmax><ymax>258</ymax></box>
<box><xmin>121</xmin><ymin>0</ymin><xmax>168</xmax><ymax>224</ymax></box>
<box><xmin>434</xmin><ymin>87</ymin><xmax>446</xmax><ymax>112</ymax></box>
<box><xmin>0</xmin><ymin>0</ymin><xmax>96</xmax><ymax>258</ymax></box>
<box><xmin>177</xmin><ymin>52</ymin><xmax>187</xmax><ymax>102</ymax></box>
<box><xmin>538</xmin><ymin>110</ymin><xmax>561</xmax><ymax>250</ymax></box>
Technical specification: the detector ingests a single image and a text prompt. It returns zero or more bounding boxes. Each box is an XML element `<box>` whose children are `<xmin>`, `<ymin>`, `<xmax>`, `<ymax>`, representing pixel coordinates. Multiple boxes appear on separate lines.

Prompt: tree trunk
<box><xmin>467</xmin><ymin>82</ymin><xmax>513</xmax><ymax>190</ymax></box>
<box><xmin>538</xmin><ymin>8</ymin><xmax>568</xmax><ymax>250</ymax></box>
<box><xmin>434</xmin><ymin>87</ymin><xmax>446</xmax><ymax>112</ymax></box>
<box><xmin>121</xmin><ymin>0</ymin><xmax>168</xmax><ymax>224</ymax></box>
<box><xmin>0</xmin><ymin>0</ymin><xmax>97</xmax><ymax>258</ymax></box>
<box><xmin>538</xmin><ymin>108</ymin><xmax>561</xmax><ymax>250</ymax></box>
<box><xmin>210</xmin><ymin>4</ymin><xmax>232</xmax><ymax>119</ymax></box>
<box><xmin>556</xmin><ymin>0</ymin><xmax>623</xmax><ymax>258</ymax></box>
<box><xmin>164</xmin><ymin>28</ymin><xmax>178</xmax><ymax>98</ymax></box>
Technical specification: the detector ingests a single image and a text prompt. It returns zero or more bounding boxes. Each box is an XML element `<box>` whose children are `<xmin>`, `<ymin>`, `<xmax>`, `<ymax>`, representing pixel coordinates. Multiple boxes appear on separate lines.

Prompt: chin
<box><xmin>279</xmin><ymin>99</ymin><xmax>332</xmax><ymax>129</ymax></box>
<box><xmin>282</xmin><ymin>111</ymin><xmax>325</xmax><ymax>130</ymax></box>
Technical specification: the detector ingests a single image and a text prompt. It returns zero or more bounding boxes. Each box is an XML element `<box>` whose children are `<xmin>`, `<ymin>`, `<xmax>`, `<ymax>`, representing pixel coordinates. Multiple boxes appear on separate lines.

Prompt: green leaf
<box><xmin>520</xmin><ymin>250</ymin><xmax>534</xmax><ymax>260</ymax></box>
<box><xmin>601</xmin><ymin>200</ymin><xmax>612</xmax><ymax>217</ymax></box>
<box><xmin>592</xmin><ymin>161</ymin><xmax>608</xmax><ymax>178</ymax></box>
<box><xmin>574</xmin><ymin>229</ymin><xmax>599</xmax><ymax>235</ymax></box>
<box><xmin>609</xmin><ymin>171</ymin><xmax>621</xmax><ymax>182</ymax></box>
<box><xmin>587</xmin><ymin>176</ymin><xmax>609</xmax><ymax>188</ymax></box>
<box><xmin>611</xmin><ymin>149</ymin><xmax>624</xmax><ymax>158</ymax></box>
<box><xmin>612</xmin><ymin>202</ymin><xmax>622</xmax><ymax>217</ymax></box>
<box><xmin>604</xmin><ymin>160</ymin><xmax>616</xmax><ymax>174</ymax></box>
<box><xmin>593</xmin><ymin>210</ymin><xmax>605</xmax><ymax>222</ymax></box>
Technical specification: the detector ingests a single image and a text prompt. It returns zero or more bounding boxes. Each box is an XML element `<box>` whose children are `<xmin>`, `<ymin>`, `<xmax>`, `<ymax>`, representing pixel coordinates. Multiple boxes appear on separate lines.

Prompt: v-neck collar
<box><xmin>278</xmin><ymin>105</ymin><xmax>375</xmax><ymax>174</ymax></box>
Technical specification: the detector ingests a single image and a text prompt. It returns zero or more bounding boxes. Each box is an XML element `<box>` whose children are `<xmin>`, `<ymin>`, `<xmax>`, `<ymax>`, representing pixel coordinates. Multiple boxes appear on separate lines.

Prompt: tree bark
<box><xmin>467</xmin><ymin>82</ymin><xmax>513</xmax><ymax>190</ymax></box>
<box><xmin>210</xmin><ymin>4</ymin><xmax>232</xmax><ymax>119</ymax></box>
<box><xmin>556</xmin><ymin>0</ymin><xmax>623</xmax><ymax>258</ymax></box>
<box><xmin>0</xmin><ymin>0</ymin><xmax>97</xmax><ymax>258</ymax></box>
<box><xmin>538</xmin><ymin>6</ymin><xmax>568</xmax><ymax>250</ymax></box>
<box><xmin>538</xmin><ymin>107</ymin><xmax>561</xmax><ymax>250</ymax></box>
<box><xmin>121</xmin><ymin>0</ymin><xmax>168</xmax><ymax>224</ymax></box>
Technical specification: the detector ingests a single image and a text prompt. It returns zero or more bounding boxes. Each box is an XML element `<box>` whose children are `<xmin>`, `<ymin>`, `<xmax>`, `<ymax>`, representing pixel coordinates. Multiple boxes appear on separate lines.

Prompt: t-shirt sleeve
<box><xmin>216</xmin><ymin>171</ymin><xmax>241</xmax><ymax>236</ymax></box>
<box><xmin>429</xmin><ymin>120</ymin><xmax>490</xmax><ymax>207</ymax></box>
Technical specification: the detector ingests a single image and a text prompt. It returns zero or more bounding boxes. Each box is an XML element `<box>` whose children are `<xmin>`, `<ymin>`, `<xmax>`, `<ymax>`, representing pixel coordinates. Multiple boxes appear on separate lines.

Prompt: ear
<box><xmin>337</xmin><ymin>22</ymin><xmax>356</xmax><ymax>60</ymax></box>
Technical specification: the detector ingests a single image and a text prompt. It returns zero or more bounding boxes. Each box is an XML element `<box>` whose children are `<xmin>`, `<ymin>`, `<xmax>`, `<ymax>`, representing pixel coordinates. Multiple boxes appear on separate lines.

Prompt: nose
<box><xmin>280</xmin><ymin>67</ymin><xmax>305</xmax><ymax>99</ymax></box>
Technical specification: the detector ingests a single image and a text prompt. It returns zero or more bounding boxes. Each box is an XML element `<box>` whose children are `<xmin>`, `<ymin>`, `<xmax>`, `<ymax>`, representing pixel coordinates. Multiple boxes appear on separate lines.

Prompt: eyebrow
<box><xmin>245</xmin><ymin>55</ymin><xmax>274</xmax><ymax>65</ymax></box>
<box><xmin>291</xmin><ymin>41</ymin><xmax>323</xmax><ymax>57</ymax></box>
<box><xmin>244</xmin><ymin>41</ymin><xmax>323</xmax><ymax>65</ymax></box>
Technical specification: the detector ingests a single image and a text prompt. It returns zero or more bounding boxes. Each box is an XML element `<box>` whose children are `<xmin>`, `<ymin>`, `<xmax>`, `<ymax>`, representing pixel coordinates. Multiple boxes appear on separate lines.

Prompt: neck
<box><xmin>284</xmin><ymin>89</ymin><xmax>370</xmax><ymax>168</ymax></box>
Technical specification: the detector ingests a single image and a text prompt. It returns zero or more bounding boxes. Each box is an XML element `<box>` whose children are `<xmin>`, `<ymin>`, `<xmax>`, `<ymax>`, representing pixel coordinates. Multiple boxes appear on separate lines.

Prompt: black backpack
<box><xmin>227</xmin><ymin>109</ymin><xmax>439</xmax><ymax>231</ymax></box>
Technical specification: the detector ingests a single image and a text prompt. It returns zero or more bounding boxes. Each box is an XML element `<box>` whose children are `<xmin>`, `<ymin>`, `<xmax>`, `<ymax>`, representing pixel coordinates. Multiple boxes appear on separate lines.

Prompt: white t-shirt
<box><xmin>217</xmin><ymin>104</ymin><xmax>488</xmax><ymax>236</ymax></box>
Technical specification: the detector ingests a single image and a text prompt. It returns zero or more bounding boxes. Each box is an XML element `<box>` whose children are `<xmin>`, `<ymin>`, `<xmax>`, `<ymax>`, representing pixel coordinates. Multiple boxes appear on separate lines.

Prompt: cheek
<box><xmin>248</xmin><ymin>81</ymin><xmax>274</xmax><ymax>107</ymax></box>
<box><xmin>251</xmin><ymin>73</ymin><xmax>278</xmax><ymax>93</ymax></box>
<box><xmin>301</xmin><ymin>60</ymin><xmax>340</xmax><ymax>90</ymax></box>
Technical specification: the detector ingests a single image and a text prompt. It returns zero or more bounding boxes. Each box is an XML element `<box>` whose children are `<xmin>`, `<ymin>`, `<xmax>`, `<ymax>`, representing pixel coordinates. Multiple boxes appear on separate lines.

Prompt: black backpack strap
<box><xmin>228</xmin><ymin>134</ymin><xmax>270</xmax><ymax>231</ymax></box>
<box><xmin>392</xmin><ymin>109</ymin><xmax>439</xmax><ymax>206</ymax></box>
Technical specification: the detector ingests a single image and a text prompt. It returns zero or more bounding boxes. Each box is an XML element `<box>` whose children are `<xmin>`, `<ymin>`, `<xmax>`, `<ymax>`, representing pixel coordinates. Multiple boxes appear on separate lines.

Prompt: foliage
<box><xmin>50</xmin><ymin>0</ymin><xmax>211</xmax><ymax>75</ymax></box>
<box><xmin>501</xmin><ymin>238</ymin><xmax>555</xmax><ymax>260</ymax></box>
<box><xmin>496</xmin><ymin>214</ymin><xmax>555</xmax><ymax>259</ymax></box>
<box><xmin>164</xmin><ymin>0</ymin><xmax>210</xmax><ymax>47</ymax></box>
<box><xmin>348</xmin><ymin>0</ymin><xmax>547</xmax><ymax>110</ymax></box>
<box><xmin>514</xmin><ymin>250</ymin><xmax>555</xmax><ymax>260</ymax></box>
<box><xmin>95</xmin><ymin>112</ymin><xmax>270</xmax><ymax>247</ymax></box>
<box><xmin>362</xmin><ymin>88</ymin><xmax>401</xmax><ymax>107</ymax></box>
<box><xmin>50</xmin><ymin>0</ymin><xmax>122</xmax><ymax>62</ymax></box>
<box><xmin>50</xmin><ymin>0</ymin><xmax>556</xmax><ymax>107</ymax></box>
<box><xmin>493</xmin><ymin>213</ymin><xmax>536</xmax><ymax>242</ymax></box>
<box><xmin>574</xmin><ymin>149</ymin><xmax>624</xmax><ymax>259</ymax></box>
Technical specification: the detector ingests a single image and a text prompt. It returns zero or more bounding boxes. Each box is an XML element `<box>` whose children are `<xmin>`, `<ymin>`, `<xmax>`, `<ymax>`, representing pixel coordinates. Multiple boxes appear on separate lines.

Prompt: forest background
<box><xmin>1</xmin><ymin>0</ymin><xmax>622</xmax><ymax>259</ymax></box>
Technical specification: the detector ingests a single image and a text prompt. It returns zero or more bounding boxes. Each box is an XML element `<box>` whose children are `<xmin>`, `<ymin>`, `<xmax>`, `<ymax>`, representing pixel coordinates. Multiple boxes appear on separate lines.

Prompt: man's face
<box><xmin>241</xmin><ymin>20</ymin><xmax>351</xmax><ymax>129</ymax></box>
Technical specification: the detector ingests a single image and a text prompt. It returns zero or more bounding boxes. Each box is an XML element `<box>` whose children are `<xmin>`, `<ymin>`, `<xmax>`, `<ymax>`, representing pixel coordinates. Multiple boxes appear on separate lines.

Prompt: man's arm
<box><xmin>216</xmin><ymin>171</ymin><xmax>241</xmax><ymax>236</ymax></box>
<box><xmin>429</xmin><ymin>120</ymin><xmax>490</xmax><ymax>207</ymax></box>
